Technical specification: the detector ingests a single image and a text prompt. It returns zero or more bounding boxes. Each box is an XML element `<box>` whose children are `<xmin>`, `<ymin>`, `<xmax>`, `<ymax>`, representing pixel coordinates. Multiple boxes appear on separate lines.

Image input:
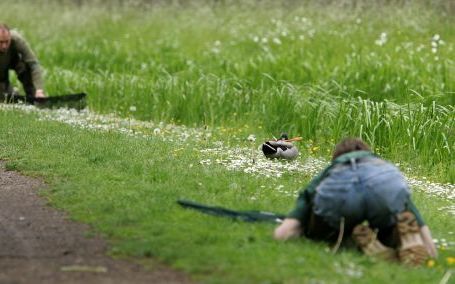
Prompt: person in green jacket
<box><xmin>274</xmin><ymin>138</ymin><xmax>437</xmax><ymax>266</ymax></box>
<box><xmin>0</xmin><ymin>23</ymin><xmax>46</xmax><ymax>99</ymax></box>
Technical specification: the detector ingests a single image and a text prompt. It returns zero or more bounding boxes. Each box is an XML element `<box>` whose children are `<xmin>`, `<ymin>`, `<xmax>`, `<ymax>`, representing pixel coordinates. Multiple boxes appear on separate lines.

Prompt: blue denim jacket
<box><xmin>288</xmin><ymin>151</ymin><xmax>424</xmax><ymax>229</ymax></box>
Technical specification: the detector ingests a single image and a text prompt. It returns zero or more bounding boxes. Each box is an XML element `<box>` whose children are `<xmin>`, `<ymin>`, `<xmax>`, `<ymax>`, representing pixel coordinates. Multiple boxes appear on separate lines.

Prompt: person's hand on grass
<box><xmin>34</xmin><ymin>89</ymin><xmax>46</xmax><ymax>98</ymax></box>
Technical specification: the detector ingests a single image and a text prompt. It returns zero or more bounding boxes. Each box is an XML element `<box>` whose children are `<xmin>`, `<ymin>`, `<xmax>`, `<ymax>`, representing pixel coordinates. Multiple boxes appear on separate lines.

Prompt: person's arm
<box><xmin>406</xmin><ymin>199</ymin><xmax>437</xmax><ymax>258</ymax></box>
<box><xmin>13</xmin><ymin>32</ymin><xmax>45</xmax><ymax>97</ymax></box>
<box><xmin>274</xmin><ymin>218</ymin><xmax>302</xmax><ymax>240</ymax></box>
<box><xmin>274</xmin><ymin>162</ymin><xmax>333</xmax><ymax>241</ymax></box>
<box><xmin>274</xmin><ymin>189</ymin><xmax>308</xmax><ymax>241</ymax></box>
<box><xmin>420</xmin><ymin>225</ymin><xmax>438</xmax><ymax>258</ymax></box>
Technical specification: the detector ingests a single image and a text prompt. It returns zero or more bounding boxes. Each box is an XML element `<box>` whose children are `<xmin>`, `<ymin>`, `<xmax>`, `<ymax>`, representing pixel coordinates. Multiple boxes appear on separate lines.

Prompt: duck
<box><xmin>262</xmin><ymin>133</ymin><xmax>299</xmax><ymax>160</ymax></box>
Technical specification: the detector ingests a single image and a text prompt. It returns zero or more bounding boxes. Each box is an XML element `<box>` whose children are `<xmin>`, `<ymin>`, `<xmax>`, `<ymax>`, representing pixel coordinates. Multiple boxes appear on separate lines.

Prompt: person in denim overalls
<box><xmin>274</xmin><ymin>138</ymin><xmax>437</xmax><ymax>266</ymax></box>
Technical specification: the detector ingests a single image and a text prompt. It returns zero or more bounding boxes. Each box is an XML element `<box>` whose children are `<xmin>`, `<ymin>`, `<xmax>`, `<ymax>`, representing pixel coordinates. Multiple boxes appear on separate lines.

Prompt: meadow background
<box><xmin>1</xmin><ymin>0</ymin><xmax>454</xmax><ymax>283</ymax></box>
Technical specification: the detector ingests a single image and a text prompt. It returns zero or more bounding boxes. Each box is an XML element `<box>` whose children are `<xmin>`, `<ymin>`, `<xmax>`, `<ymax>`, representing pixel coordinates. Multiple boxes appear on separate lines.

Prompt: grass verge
<box><xmin>1</xmin><ymin>109</ymin><xmax>453</xmax><ymax>283</ymax></box>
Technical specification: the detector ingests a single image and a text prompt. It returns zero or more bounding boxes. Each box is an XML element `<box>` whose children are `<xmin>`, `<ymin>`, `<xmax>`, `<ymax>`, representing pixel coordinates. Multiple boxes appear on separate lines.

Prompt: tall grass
<box><xmin>2</xmin><ymin>0</ymin><xmax>454</xmax><ymax>181</ymax></box>
<box><xmin>7</xmin><ymin>0</ymin><xmax>453</xmax><ymax>105</ymax></box>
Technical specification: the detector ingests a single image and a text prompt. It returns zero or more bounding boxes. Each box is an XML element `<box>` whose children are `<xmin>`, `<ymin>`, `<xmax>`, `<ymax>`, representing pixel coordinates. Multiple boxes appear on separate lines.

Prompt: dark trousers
<box><xmin>304</xmin><ymin>212</ymin><xmax>400</xmax><ymax>248</ymax></box>
<box><xmin>0</xmin><ymin>61</ymin><xmax>36</xmax><ymax>98</ymax></box>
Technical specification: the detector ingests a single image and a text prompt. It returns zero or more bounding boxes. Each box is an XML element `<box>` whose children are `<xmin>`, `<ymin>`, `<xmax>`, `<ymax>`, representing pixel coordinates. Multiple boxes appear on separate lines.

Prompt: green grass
<box><xmin>1</xmin><ymin>1</ymin><xmax>454</xmax><ymax>282</ymax></box>
<box><xmin>0</xmin><ymin>109</ymin><xmax>454</xmax><ymax>283</ymax></box>
<box><xmin>2</xmin><ymin>0</ymin><xmax>453</xmax><ymax>181</ymax></box>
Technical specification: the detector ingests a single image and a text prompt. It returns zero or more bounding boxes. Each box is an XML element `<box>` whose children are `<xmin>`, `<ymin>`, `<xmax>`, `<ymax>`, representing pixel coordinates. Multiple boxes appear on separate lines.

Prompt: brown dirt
<box><xmin>0</xmin><ymin>161</ymin><xmax>193</xmax><ymax>284</ymax></box>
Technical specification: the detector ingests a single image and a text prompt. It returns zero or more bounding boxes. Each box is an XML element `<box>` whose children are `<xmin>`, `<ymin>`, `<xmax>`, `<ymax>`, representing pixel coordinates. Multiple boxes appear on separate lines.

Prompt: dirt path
<box><xmin>0</xmin><ymin>161</ymin><xmax>192</xmax><ymax>284</ymax></box>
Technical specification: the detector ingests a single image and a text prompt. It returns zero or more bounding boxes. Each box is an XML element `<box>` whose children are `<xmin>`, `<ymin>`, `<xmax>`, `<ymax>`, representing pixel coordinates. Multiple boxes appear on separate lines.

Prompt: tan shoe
<box><xmin>352</xmin><ymin>224</ymin><xmax>397</xmax><ymax>262</ymax></box>
<box><xmin>396</xmin><ymin>211</ymin><xmax>429</xmax><ymax>266</ymax></box>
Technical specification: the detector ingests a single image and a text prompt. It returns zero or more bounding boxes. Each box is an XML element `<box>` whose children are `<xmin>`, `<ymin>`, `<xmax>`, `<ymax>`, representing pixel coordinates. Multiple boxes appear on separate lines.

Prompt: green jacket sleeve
<box><xmin>287</xmin><ymin>188</ymin><xmax>313</xmax><ymax>221</ymax></box>
<box><xmin>287</xmin><ymin>171</ymin><xmax>324</xmax><ymax>221</ymax></box>
<box><xmin>12</xmin><ymin>31</ymin><xmax>44</xmax><ymax>90</ymax></box>
<box><xmin>406</xmin><ymin>198</ymin><xmax>425</xmax><ymax>226</ymax></box>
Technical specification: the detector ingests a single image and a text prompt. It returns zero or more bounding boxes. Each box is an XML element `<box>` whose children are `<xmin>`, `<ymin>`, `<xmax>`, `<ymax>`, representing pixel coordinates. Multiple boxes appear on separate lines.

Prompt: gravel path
<box><xmin>0</xmin><ymin>161</ymin><xmax>192</xmax><ymax>284</ymax></box>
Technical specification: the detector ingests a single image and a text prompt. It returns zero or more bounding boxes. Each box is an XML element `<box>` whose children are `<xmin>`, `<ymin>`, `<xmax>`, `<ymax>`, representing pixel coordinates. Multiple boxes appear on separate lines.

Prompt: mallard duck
<box><xmin>262</xmin><ymin>133</ymin><xmax>299</xmax><ymax>160</ymax></box>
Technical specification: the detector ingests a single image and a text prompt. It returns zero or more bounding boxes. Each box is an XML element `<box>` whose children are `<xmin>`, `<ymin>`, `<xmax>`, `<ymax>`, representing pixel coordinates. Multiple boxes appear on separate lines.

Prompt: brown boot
<box><xmin>396</xmin><ymin>211</ymin><xmax>429</xmax><ymax>266</ymax></box>
<box><xmin>352</xmin><ymin>224</ymin><xmax>397</xmax><ymax>262</ymax></box>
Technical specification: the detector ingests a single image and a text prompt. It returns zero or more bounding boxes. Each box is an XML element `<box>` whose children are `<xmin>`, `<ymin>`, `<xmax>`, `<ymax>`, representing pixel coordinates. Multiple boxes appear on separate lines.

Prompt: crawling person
<box><xmin>274</xmin><ymin>137</ymin><xmax>437</xmax><ymax>266</ymax></box>
<box><xmin>262</xmin><ymin>133</ymin><xmax>299</xmax><ymax>160</ymax></box>
<box><xmin>0</xmin><ymin>23</ymin><xmax>46</xmax><ymax>99</ymax></box>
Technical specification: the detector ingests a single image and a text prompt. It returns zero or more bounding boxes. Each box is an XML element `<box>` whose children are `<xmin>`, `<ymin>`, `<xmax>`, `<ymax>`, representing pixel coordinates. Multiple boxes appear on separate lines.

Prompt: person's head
<box><xmin>332</xmin><ymin>137</ymin><xmax>371</xmax><ymax>160</ymax></box>
<box><xmin>0</xmin><ymin>24</ymin><xmax>11</xmax><ymax>54</ymax></box>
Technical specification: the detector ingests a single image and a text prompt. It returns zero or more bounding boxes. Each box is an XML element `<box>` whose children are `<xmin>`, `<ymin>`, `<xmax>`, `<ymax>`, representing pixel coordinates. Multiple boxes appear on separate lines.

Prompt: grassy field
<box><xmin>1</xmin><ymin>0</ymin><xmax>454</xmax><ymax>283</ymax></box>
<box><xmin>0</xmin><ymin>107</ymin><xmax>454</xmax><ymax>283</ymax></box>
<box><xmin>3</xmin><ymin>0</ymin><xmax>454</xmax><ymax>181</ymax></box>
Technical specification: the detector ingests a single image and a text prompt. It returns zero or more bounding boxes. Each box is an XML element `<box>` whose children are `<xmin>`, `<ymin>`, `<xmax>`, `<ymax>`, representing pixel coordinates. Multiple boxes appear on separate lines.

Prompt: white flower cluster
<box><xmin>200</xmin><ymin>144</ymin><xmax>326</xmax><ymax>179</ymax></box>
<box><xmin>375</xmin><ymin>32</ymin><xmax>387</xmax><ymax>46</ymax></box>
<box><xmin>433</xmin><ymin>236</ymin><xmax>455</xmax><ymax>249</ymax></box>
<box><xmin>2</xmin><ymin>104</ymin><xmax>454</xmax><ymax>216</ymax></box>
<box><xmin>407</xmin><ymin>177</ymin><xmax>455</xmax><ymax>202</ymax></box>
<box><xmin>250</xmin><ymin>15</ymin><xmax>315</xmax><ymax>49</ymax></box>
<box><xmin>0</xmin><ymin>104</ymin><xmax>208</xmax><ymax>144</ymax></box>
<box><xmin>430</xmin><ymin>34</ymin><xmax>445</xmax><ymax>61</ymax></box>
<box><xmin>431</xmin><ymin>34</ymin><xmax>444</xmax><ymax>54</ymax></box>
